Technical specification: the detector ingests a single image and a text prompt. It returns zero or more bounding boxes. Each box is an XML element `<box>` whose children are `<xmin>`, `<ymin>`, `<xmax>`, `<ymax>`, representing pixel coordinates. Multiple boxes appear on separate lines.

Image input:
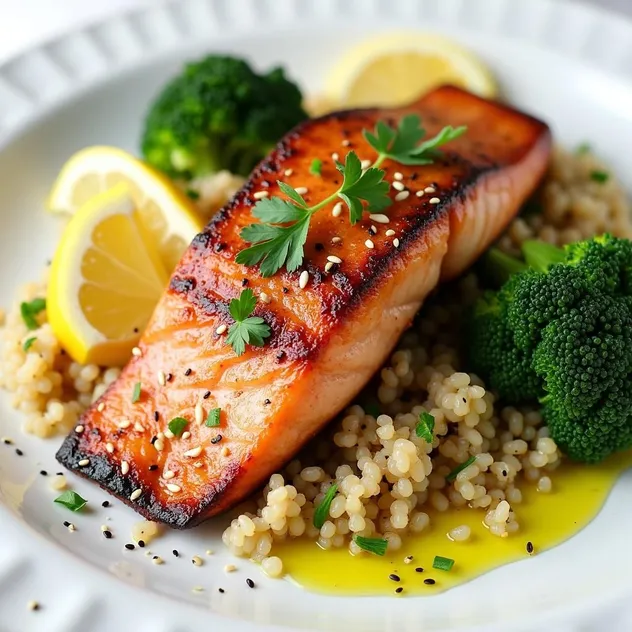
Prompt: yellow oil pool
<box><xmin>278</xmin><ymin>452</ymin><xmax>631</xmax><ymax>595</ymax></box>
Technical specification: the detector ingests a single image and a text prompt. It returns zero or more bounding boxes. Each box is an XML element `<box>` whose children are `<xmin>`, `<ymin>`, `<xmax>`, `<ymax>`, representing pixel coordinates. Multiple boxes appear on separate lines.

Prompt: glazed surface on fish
<box><xmin>57</xmin><ymin>86</ymin><xmax>551</xmax><ymax>528</ymax></box>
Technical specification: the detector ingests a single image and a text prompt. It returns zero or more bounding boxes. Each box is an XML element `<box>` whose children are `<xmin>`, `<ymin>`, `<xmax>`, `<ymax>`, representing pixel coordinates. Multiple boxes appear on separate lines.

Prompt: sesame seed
<box><xmin>182</xmin><ymin>431</ymin><xmax>191</xmax><ymax>440</ymax></box>
<box><xmin>1</xmin><ymin>437</ymin><xmax>13</xmax><ymax>445</ymax></box>
<box><xmin>369</xmin><ymin>225</ymin><xmax>377</xmax><ymax>235</ymax></box>
<box><xmin>117</xmin><ymin>419</ymin><xmax>130</xmax><ymax>429</ymax></box>
<box><xmin>324</xmin><ymin>262</ymin><xmax>334</xmax><ymax>273</ymax></box>
<box><xmin>246</xmin><ymin>578</ymin><xmax>255</xmax><ymax>588</ymax></box>
<box><xmin>221</xmin><ymin>446</ymin><xmax>230</xmax><ymax>457</ymax></box>
<box><xmin>395</xmin><ymin>587</ymin><xmax>404</xmax><ymax>594</ymax></box>
<box><xmin>299</xmin><ymin>270</ymin><xmax>309</xmax><ymax>289</ymax></box>
<box><xmin>393</xmin><ymin>238</ymin><xmax>400</xmax><ymax>248</ymax></box>
<box><xmin>331</xmin><ymin>152</ymin><xmax>339</xmax><ymax>161</ymax></box>
<box><xmin>130</xmin><ymin>489</ymin><xmax>142</xmax><ymax>501</ymax></box>
<box><xmin>152</xmin><ymin>556</ymin><xmax>164</xmax><ymax>565</ymax></box>
<box><xmin>154</xmin><ymin>439</ymin><xmax>164</xmax><ymax>452</ymax></box>
<box><xmin>331</xmin><ymin>237</ymin><xmax>342</xmax><ymax>244</ymax></box>
<box><xmin>192</xmin><ymin>555</ymin><xmax>203</xmax><ymax>566</ymax></box>
<box><xmin>224</xmin><ymin>564</ymin><xmax>236</xmax><ymax>573</ymax></box>
<box><xmin>27</xmin><ymin>600</ymin><xmax>40</xmax><ymax>611</ymax></box>
<box><xmin>78</xmin><ymin>459</ymin><xmax>90</xmax><ymax>467</ymax></box>
<box><xmin>365</xmin><ymin>239</ymin><xmax>375</xmax><ymax>249</ymax></box>
<box><xmin>167</xmin><ymin>484</ymin><xmax>181</xmax><ymax>493</ymax></box>
<box><xmin>192</xmin><ymin>586</ymin><xmax>204</xmax><ymax>593</ymax></box>
<box><xmin>193</xmin><ymin>461</ymin><xmax>203</xmax><ymax>468</ymax></box>
<box><xmin>429</xmin><ymin>197</ymin><xmax>440</xmax><ymax>204</ymax></box>
<box><xmin>39</xmin><ymin>470</ymin><xmax>47</xmax><ymax>476</ymax></box>
<box><xmin>526</xmin><ymin>541</ymin><xmax>534</xmax><ymax>554</ymax></box>
<box><xmin>15</xmin><ymin>448</ymin><xmax>23</xmax><ymax>456</ymax></box>
<box><xmin>67</xmin><ymin>523</ymin><xmax>76</xmax><ymax>532</ymax></box>
<box><xmin>360</xmin><ymin>159</ymin><xmax>372</xmax><ymax>170</ymax></box>
<box><xmin>157</xmin><ymin>370</ymin><xmax>166</xmax><ymax>386</ymax></box>
<box><xmin>166</xmin><ymin>373</ymin><xmax>173</xmax><ymax>382</ymax></box>
<box><xmin>131</xmin><ymin>347</ymin><xmax>142</xmax><ymax>357</ymax></box>
<box><xmin>138</xmin><ymin>540</ymin><xmax>145</xmax><ymax>548</ymax></box>
<box><xmin>424</xmin><ymin>578</ymin><xmax>436</xmax><ymax>585</ymax></box>
<box><xmin>327</xmin><ymin>255</ymin><xmax>342</xmax><ymax>264</ymax></box>
<box><xmin>425</xmin><ymin>186</ymin><xmax>436</xmax><ymax>193</ymax></box>
<box><xmin>184</xmin><ymin>446</ymin><xmax>203</xmax><ymax>458</ymax></box>
<box><xmin>404</xmin><ymin>556</ymin><xmax>413</xmax><ymax>564</ymax></box>
<box><xmin>395</xmin><ymin>190</ymin><xmax>410</xmax><ymax>201</ymax></box>
<box><xmin>284</xmin><ymin>169</ymin><xmax>293</xmax><ymax>176</ymax></box>
<box><xmin>341</xmin><ymin>139</ymin><xmax>350</xmax><ymax>147</ymax></box>
<box><xmin>332</xmin><ymin>202</ymin><xmax>343</xmax><ymax>217</ymax></box>
<box><xmin>172</xmin><ymin>549</ymin><xmax>179</xmax><ymax>557</ymax></box>
<box><xmin>415</xmin><ymin>567</ymin><xmax>424</xmax><ymax>573</ymax></box>
<box><xmin>416</xmin><ymin>190</ymin><xmax>425</xmax><ymax>197</ymax></box>
<box><xmin>211</xmin><ymin>435</ymin><xmax>223</xmax><ymax>444</ymax></box>
<box><xmin>134</xmin><ymin>422</ymin><xmax>144</xmax><ymax>432</ymax></box>
<box><xmin>259</xmin><ymin>292</ymin><xmax>271</xmax><ymax>304</ymax></box>
<box><xmin>102</xmin><ymin>529</ymin><xmax>112</xmax><ymax>539</ymax></box>
<box><xmin>184</xmin><ymin>368</ymin><xmax>192</xmax><ymax>376</ymax></box>
<box><xmin>294</xmin><ymin>187</ymin><xmax>308</xmax><ymax>195</ymax></box>
<box><xmin>206</xmin><ymin>549</ymin><xmax>214</xmax><ymax>555</ymax></box>
<box><xmin>215</xmin><ymin>324</ymin><xmax>227</xmax><ymax>335</ymax></box>
<box><xmin>101</xmin><ymin>500</ymin><xmax>110</xmax><ymax>508</ymax></box>
<box><xmin>106</xmin><ymin>442</ymin><xmax>114</xmax><ymax>454</ymax></box>
<box><xmin>125</xmin><ymin>543</ymin><xmax>135</xmax><ymax>550</ymax></box>
<box><xmin>394</xmin><ymin>172</ymin><xmax>404</xmax><ymax>181</ymax></box>
<box><xmin>253</xmin><ymin>191</ymin><xmax>269</xmax><ymax>200</ymax></box>
<box><xmin>389</xmin><ymin>574</ymin><xmax>400</xmax><ymax>582</ymax></box>
<box><xmin>164</xmin><ymin>429</ymin><xmax>174</xmax><ymax>440</ymax></box>
<box><xmin>157</xmin><ymin>432</ymin><xmax>164</xmax><ymax>440</ymax></box>
<box><xmin>163</xmin><ymin>470</ymin><xmax>175</xmax><ymax>480</ymax></box>
<box><xmin>121</xmin><ymin>461</ymin><xmax>129</xmax><ymax>476</ymax></box>
<box><xmin>75</xmin><ymin>425</ymin><xmax>84</xmax><ymax>434</ymax></box>
<box><xmin>148</xmin><ymin>464</ymin><xmax>158</xmax><ymax>471</ymax></box>
<box><xmin>392</xmin><ymin>181</ymin><xmax>405</xmax><ymax>191</ymax></box>
<box><xmin>203</xmin><ymin>390</ymin><xmax>211</xmax><ymax>399</ymax></box>
<box><xmin>369</xmin><ymin>214</ymin><xmax>390</xmax><ymax>224</ymax></box>
<box><xmin>97</xmin><ymin>402</ymin><xmax>105</xmax><ymax>412</ymax></box>
<box><xmin>385</xmin><ymin>229</ymin><xmax>396</xmax><ymax>236</ymax></box>
<box><xmin>195</xmin><ymin>402</ymin><xmax>204</xmax><ymax>425</ymax></box>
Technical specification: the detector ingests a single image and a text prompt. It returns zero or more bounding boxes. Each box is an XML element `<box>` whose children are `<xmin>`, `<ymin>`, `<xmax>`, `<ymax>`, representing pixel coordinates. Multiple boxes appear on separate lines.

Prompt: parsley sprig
<box><xmin>226</xmin><ymin>289</ymin><xmax>272</xmax><ymax>356</ymax></box>
<box><xmin>236</xmin><ymin>115</ymin><xmax>466</xmax><ymax>277</ymax></box>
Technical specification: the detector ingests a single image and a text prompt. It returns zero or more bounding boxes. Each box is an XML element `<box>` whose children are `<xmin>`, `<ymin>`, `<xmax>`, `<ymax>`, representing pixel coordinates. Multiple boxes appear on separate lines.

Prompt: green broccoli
<box><xmin>468</xmin><ymin>234</ymin><xmax>632</xmax><ymax>463</ymax></box>
<box><xmin>141</xmin><ymin>56</ymin><xmax>307</xmax><ymax>179</ymax></box>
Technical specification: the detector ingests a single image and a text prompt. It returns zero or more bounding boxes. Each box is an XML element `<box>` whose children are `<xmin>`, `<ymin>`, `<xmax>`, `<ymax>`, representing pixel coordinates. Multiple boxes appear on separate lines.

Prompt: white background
<box><xmin>0</xmin><ymin>0</ymin><xmax>630</xmax><ymax>63</ymax></box>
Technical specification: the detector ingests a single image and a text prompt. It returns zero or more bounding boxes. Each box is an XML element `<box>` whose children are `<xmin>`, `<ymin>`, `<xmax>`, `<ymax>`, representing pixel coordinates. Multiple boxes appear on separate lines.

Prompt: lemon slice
<box><xmin>47</xmin><ymin>146</ymin><xmax>203</xmax><ymax>272</ymax></box>
<box><xmin>325</xmin><ymin>32</ymin><xmax>498</xmax><ymax>108</ymax></box>
<box><xmin>48</xmin><ymin>183</ymin><xmax>169</xmax><ymax>366</ymax></box>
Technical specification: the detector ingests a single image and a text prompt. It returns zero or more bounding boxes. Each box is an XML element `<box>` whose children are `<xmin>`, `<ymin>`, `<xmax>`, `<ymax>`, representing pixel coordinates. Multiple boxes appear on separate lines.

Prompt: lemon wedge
<box><xmin>48</xmin><ymin>183</ymin><xmax>169</xmax><ymax>366</ymax></box>
<box><xmin>325</xmin><ymin>32</ymin><xmax>498</xmax><ymax>108</ymax></box>
<box><xmin>47</xmin><ymin>146</ymin><xmax>203</xmax><ymax>272</ymax></box>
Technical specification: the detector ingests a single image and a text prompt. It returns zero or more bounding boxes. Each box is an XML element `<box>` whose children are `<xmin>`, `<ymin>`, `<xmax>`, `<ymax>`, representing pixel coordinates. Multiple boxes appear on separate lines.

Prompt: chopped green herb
<box><xmin>353</xmin><ymin>535</ymin><xmax>388</xmax><ymax>556</ymax></box>
<box><xmin>54</xmin><ymin>490</ymin><xmax>87</xmax><ymax>512</ymax></box>
<box><xmin>185</xmin><ymin>188</ymin><xmax>200</xmax><ymax>200</ymax></box>
<box><xmin>206</xmin><ymin>408</ymin><xmax>221</xmax><ymax>427</ymax></box>
<box><xmin>20</xmin><ymin>298</ymin><xmax>46</xmax><ymax>330</ymax></box>
<box><xmin>415</xmin><ymin>411</ymin><xmax>435</xmax><ymax>442</ymax></box>
<box><xmin>23</xmin><ymin>337</ymin><xmax>36</xmax><ymax>351</ymax></box>
<box><xmin>131</xmin><ymin>382</ymin><xmax>142</xmax><ymax>403</ymax></box>
<box><xmin>226</xmin><ymin>289</ymin><xmax>272</xmax><ymax>356</ymax></box>
<box><xmin>168</xmin><ymin>417</ymin><xmax>188</xmax><ymax>436</ymax></box>
<box><xmin>313</xmin><ymin>482</ymin><xmax>338</xmax><ymax>529</ymax></box>
<box><xmin>590</xmin><ymin>170</ymin><xmax>609</xmax><ymax>184</ymax></box>
<box><xmin>432</xmin><ymin>555</ymin><xmax>455</xmax><ymax>572</ymax></box>
<box><xmin>446</xmin><ymin>455</ymin><xmax>477</xmax><ymax>482</ymax></box>
<box><xmin>309</xmin><ymin>158</ymin><xmax>323</xmax><ymax>177</ymax></box>
<box><xmin>576</xmin><ymin>142</ymin><xmax>591</xmax><ymax>154</ymax></box>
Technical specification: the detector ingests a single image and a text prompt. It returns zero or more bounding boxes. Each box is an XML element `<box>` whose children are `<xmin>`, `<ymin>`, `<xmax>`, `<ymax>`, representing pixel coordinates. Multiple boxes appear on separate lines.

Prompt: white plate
<box><xmin>2</xmin><ymin>0</ymin><xmax>632</xmax><ymax>630</ymax></box>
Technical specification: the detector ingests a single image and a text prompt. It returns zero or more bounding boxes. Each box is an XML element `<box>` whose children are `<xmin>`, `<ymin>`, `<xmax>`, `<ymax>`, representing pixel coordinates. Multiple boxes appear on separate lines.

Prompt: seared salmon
<box><xmin>56</xmin><ymin>86</ymin><xmax>551</xmax><ymax>528</ymax></box>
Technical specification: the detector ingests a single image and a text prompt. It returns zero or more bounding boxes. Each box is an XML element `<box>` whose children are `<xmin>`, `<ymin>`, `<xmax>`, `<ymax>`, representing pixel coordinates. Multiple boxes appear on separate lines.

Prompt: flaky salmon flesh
<box><xmin>57</xmin><ymin>86</ymin><xmax>551</xmax><ymax>528</ymax></box>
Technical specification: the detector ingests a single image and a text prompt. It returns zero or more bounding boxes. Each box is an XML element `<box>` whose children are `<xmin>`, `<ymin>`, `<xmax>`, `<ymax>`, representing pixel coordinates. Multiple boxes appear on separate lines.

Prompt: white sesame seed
<box><xmin>429</xmin><ymin>197</ymin><xmax>441</xmax><ymax>204</ymax></box>
<box><xmin>369</xmin><ymin>214</ymin><xmax>390</xmax><ymax>224</ymax></box>
<box><xmin>192</xmin><ymin>586</ymin><xmax>204</xmax><ymax>593</ymax></box>
<box><xmin>164</xmin><ymin>429</ymin><xmax>175</xmax><ymax>440</ymax></box>
<box><xmin>392</xmin><ymin>181</ymin><xmax>405</xmax><ymax>191</ymax></box>
<box><xmin>331</xmin><ymin>152</ymin><xmax>339</xmax><ymax>161</ymax></box>
<box><xmin>130</xmin><ymin>489</ymin><xmax>142</xmax><ymax>501</ymax></box>
<box><xmin>154</xmin><ymin>439</ymin><xmax>165</xmax><ymax>452</ymax></box>
<box><xmin>78</xmin><ymin>459</ymin><xmax>90</xmax><ymax>467</ymax></box>
<box><xmin>361</xmin><ymin>159</ymin><xmax>372</xmax><ymax>170</ymax></box>
<box><xmin>331</xmin><ymin>237</ymin><xmax>342</xmax><ymax>244</ymax></box>
<box><xmin>215</xmin><ymin>324</ymin><xmax>227</xmax><ymax>335</ymax></box>
<box><xmin>192</xmin><ymin>555</ymin><xmax>204</xmax><ymax>567</ymax></box>
<box><xmin>416</xmin><ymin>190</ymin><xmax>425</xmax><ymax>197</ymax></box>
<box><xmin>284</xmin><ymin>168</ymin><xmax>293</xmax><ymax>177</ymax></box>
<box><xmin>224</xmin><ymin>564</ymin><xmax>237</xmax><ymax>573</ymax></box>
<box><xmin>75</xmin><ymin>425</ymin><xmax>84</xmax><ymax>434</ymax></box>
<box><xmin>131</xmin><ymin>347</ymin><xmax>142</xmax><ymax>357</ymax></box>
<box><xmin>393</xmin><ymin>238</ymin><xmax>400</xmax><ymax>248</ymax></box>
<box><xmin>97</xmin><ymin>402</ymin><xmax>105</xmax><ymax>412</ymax></box>
<box><xmin>299</xmin><ymin>270</ymin><xmax>309</xmax><ymax>289</ymax></box>
<box><xmin>395</xmin><ymin>190</ymin><xmax>410</xmax><ymax>201</ymax></box>
<box><xmin>253</xmin><ymin>191</ymin><xmax>269</xmax><ymax>200</ymax></box>
<box><xmin>195</xmin><ymin>402</ymin><xmax>204</xmax><ymax>425</ymax></box>
<box><xmin>259</xmin><ymin>292</ymin><xmax>271</xmax><ymax>304</ymax></box>
<box><xmin>117</xmin><ymin>419</ymin><xmax>130</xmax><ymax>429</ymax></box>
<box><xmin>134</xmin><ymin>422</ymin><xmax>144</xmax><ymax>432</ymax></box>
<box><xmin>26</xmin><ymin>600</ymin><xmax>39</xmax><ymax>611</ymax></box>
<box><xmin>67</xmin><ymin>523</ymin><xmax>76</xmax><ymax>532</ymax></box>
<box><xmin>1</xmin><ymin>437</ymin><xmax>12</xmax><ymax>445</ymax></box>
<box><xmin>324</xmin><ymin>262</ymin><xmax>334</xmax><ymax>273</ymax></box>
<box><xmin>184</xmin><ymin>446</ymin><xmax>203</xmax><ymax>458</ymax></box>
<box><xmin>385</xmin><ymin>229</ymin><xmax>396</xmax><ymax>237</ymax></box>
<box><xmin>152</xmin><ymin>556</ymin><xmax>164</xmax><ymax>565</ymax></box>
<box><xmin>425</xmin><ymin>186</ymin><xmax>436</xmax><ymax>193</ymax></box>
<box><xmin>157</xmin><ymin>432</ymin><xmax>165</xmax><ymax>440</ymax></box>
<box><xmin>157</xmin><ymin>370</ymin><xmax>166</xmax><ymax>386</ymax></box>
<box><xmin>163</xmin><ymin>470</ymin><xmax>175</xmax><ymax>480</ymax></box>
<box><xmin>100</xmin><ymin>524</ymin><xmax>109</xmax><ymax>533</ymax></box>
<box><xmin>182</xmin><ymin>431</ymin><xmax>191</xmax><ymax>440</ymax></box>
<box><xmin>106</xmin><ymin>442</ymin><xmax>114</xmax><ymax>454</ymax></box>
<box><xmin>370</xmin><ymin>225</ymin><xmax>377</xmax><ymax>233</ymax></box>
<box><xmin>121</xmin><ymin>461</ymin><xmax>130</xmax><ymax>475</ymax></box>
<box><xmin>404</xmin><ymin>555</ymin><xmax>414</xmax><ymax>564</ymax></box>
<box><xmin>193</xmin><ymin>461</ymin><xmax>203</xmax><ymax>468</ymax></box>
<box><xmin>221</xmin><ymin>446</ymin><xmax>230</xmax><ymax>457</ymax></box>
<box><xmin>206</xmin><ymin>549</ymin><xmax>214</xmax><ymax>555</ymax></box>
<box><xmin>167</xmin><ymin>484</ymin><xmax>181</xmax><ymax>493</ymax></box>
<box><xmin>365</xmin><ymin>239</ymin><xmax>375</xmax><ymax>249</ymax></box>
<box><xmin>341</xmin><ymin>139</ymin><xmax>350</xmax><ymax>147</ymax></box>
<box><xmin>332</xmin><ymin>202</ymin><xmax>343</xmax><ymax>217</ymax></box>
<box><xmin>394</xmin><ymin>172</ymin><xmax>404</xmax><ymax>181</ymax></box>
<box><xmin>294</xmin><ymin>187</ymin><xmax>308</xmax><ymax>195</ymax></box>
<box><xmin>327</xmin><ymin>255</ymin><xmax>342</xmax><ymax>264</ymax></box>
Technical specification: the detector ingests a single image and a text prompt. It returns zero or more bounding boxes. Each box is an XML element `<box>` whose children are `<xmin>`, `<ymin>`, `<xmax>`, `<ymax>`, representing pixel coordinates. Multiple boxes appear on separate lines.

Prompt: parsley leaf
<box><xmin>23</xmin><ymin>337</ymin><xmax>37</xmax><ymax>351</ymax></box>
<box><xmin>353</xmin><ymin>535</ymin><xmax>388</xmax><ymax>556</ymax></box>
<box><xmin>415</xmin><ymin>411</ymin><xmax>435</xmax><ymax>443</ymax></box>
<box><xmin>54</xmin><ymin>490</ymin><xmax>87</xmax><ymax>512</ymax></box>
<box><xmin>313</xmin><ymin>482</ymin><xmax>338</xmax><ymax>529</ymax></box>
<box><xmin>20</xmin><ymin>298</ymin><xmax>46</xmax><ymax>330</ymax></box>
<box><xmin>591</xmin><ymin>170</ymin><xmax>609</xmax><ymax>184</ymax></box>
<box><xmin>226</xmin><ymin>289</ymin><xmax>272</xmax><ymax>356</ymax></box>
<box><xmin>252</xmin><ymin>195</ymin><xmax>305</xmax><ymax>223</ymax></box>
<box><xmin>309</xmin><ymin>158</ymin><xmax>323</xmax><ymax>177</ymax></box>
<box><xmin>131</xmin><ymin>382</ymin><xmax>141</xmax><ymax>403</ymax></box>
<box><xmin>206</xmin><ymin>408</ymin><xmax>221</xmax><ymax>427</ymax></box>
<box><xmin>168</xmin><ymin>417</ymin><xmax>188</xmax><ymax>436</ymax></box>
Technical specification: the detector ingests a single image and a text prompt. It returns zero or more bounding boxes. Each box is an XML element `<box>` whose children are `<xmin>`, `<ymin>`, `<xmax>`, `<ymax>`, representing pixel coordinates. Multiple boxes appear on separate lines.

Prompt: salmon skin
<box><xmin>57</xmin><ymin>86</ymin><xmax>551</xmax><ymax>528</ymax></box>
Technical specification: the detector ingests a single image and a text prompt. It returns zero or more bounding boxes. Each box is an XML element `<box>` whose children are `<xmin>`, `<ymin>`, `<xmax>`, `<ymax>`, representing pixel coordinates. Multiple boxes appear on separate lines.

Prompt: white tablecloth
<box><xmin>0</xmin><ymin>0</ymin><xmax>630</xmax><ymax>64</ymax></box>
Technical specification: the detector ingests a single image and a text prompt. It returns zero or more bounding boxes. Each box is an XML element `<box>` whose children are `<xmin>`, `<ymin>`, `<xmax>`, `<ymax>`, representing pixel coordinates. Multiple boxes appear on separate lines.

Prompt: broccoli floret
<box><xmin>467</xmin><ymin>234</ymin><xmax>632</xmax><ymax>463</ymax></box>
<box><xmin>141</xmin><ymin>56</ymin><xmax>307</xmax><ymax>179</ymax></box>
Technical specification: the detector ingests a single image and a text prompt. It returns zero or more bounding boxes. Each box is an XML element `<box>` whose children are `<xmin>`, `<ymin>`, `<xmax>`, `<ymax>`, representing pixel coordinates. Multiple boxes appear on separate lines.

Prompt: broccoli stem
<box><xmin>522</xmin><ymin>240</ymin><xmax>566</xmax><ymax>273</ymax></box>
<box><xmin>482</xmin><ymin>248</ymin><xmax>528</xmax><ymax>287</ymax></box>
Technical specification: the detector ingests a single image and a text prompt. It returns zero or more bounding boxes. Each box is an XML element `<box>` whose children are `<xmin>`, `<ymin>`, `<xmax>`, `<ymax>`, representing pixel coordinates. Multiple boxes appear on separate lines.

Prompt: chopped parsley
<box><xmin>54</xmin><ymin>490</ymin><xmax>87</xmax><ymax>512</ymax></box>
<box><xmin>206</xmin><ymin>408</ymin><xmax>221</xmax><ymax>427</ymax></box>
<box><xmin>446</xmin><ymin>455</ymin><xmax>477</xmax><ymax>482</ymax></box>
<box><xmin>131</xmin><ymin>382</ymin><xmax>142</xmax><ymax>403</ymax></box>
<box><xmin>185</xmin><ymin>188</ymin><xmax>200</xmax><ymax>200</ymax></box>
<box><xmin>415</xmin><ymin>411</ymin><xmax>435</xmax><ymax>442</ymax></box>
<box><xmin>590</xmin><ymin>170</ymin><xmax>609</xmax><ymax>184</ymax></box>
<box><xmin>432</xmin><ymin>555</ymin><xmax>455</xmax><ymax>572</ymax></box>
<box><xmin>226</xmin><ymin>289</ymin><xmax>271</xmax><ymax>356</ymax></box>
<box><xmin>20</xmin><ymin>298</ymin><xmax>46</xmax><ymax>330</ymax></box>
<box><xmin>23</xmin><ymin>337</ymin><xmax>37</xmax><ymax>351</ymax></box>
<box><xmin>309</xmin><ymin>158</ymin><xmax>323</xmax><ymax>177</ymax></box>
<box><xmin>353</xmin><ymin>535</ymin><xmax>388</xmax><ymax>556</ymax></box>
<box><xmin>168</xmin><ymin>417</ymin><xmax>188</xmax><ymax>436</ymax></box>
<box><xmin>313</xmin><ymin>482</ymin><xmax>338</xmax><ymax>529</ymax></box>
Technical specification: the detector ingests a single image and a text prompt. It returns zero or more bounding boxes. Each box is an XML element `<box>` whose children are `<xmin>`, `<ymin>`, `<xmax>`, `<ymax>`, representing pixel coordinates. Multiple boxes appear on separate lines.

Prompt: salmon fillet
<box><xmin>56</xmin><ymin>86</ymin><xmax>551</xmax><ymax>528</ymax></box>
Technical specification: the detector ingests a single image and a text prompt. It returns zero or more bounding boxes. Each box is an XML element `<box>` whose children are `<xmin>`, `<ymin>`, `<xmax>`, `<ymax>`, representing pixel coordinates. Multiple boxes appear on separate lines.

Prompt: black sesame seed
<box><xmin>103</xmin><ymin>530</ymin><xmax>112</xmax><ymax>539</ymax></box>
<box><xmin>276</xmin><ymin>351</ymin><xmax>285</xmax><ymax>360</ymax></box>
<box><xmin>150</xmin><ymin>436</ymin><xmax>157</xmax><ymax>445</ymax></box>
<box><xmin>2</xmin><ymin>438</ymin><xmax>11</xmax><ymax>445</ymax></box>
<box><xmin>415</xmin><ymin>567</ymin><xmax>424</xmax><ymax>573</ymax></box>
<box><xmin>148</xmin><ymin>464</ymin><xmax>158</xmax><ymax>472</ymax></box>
<box><xmin>15</xmin><ymin>448</ymin><xmax>23</xmax><ymax>456</ymax></box>
<box><xmin>56</xmin><ymin>472</ymin><xmax>63</xmax><ymax>476</ymax></box>
<box><xmin>125</xmin><ymin>543</ymin><xmax>135</xmax><ymax>550</ymax></box>
<box><xmin>102</xmin><ymin>501</ymin><xmax>110</xmax><ymax>508</ymax></box>
<box><xmin>395</xmin><ymin>587</ymin><xmax>403</xmax><ymax>594</ymax></box>
<box><xmin>315</xmin><ymin>242</ymin><xmax>324</xmax><ymax>251</ymax></box>
<box><xmin>368</xmin><ymin>227</ymin><xmax>376</xmax><ymax>235</ymax></box>
<box><xmin>39</xmin><ymin>470</ymin><xmax>47</xmax><ymax>476</ymax></box>
<box><xmin>211</xmin><ymin>434</ymin><xmax>223</xmax><ymax>444</ymax></box>
<box><xmin>526</xmin><ymin>541</ymin><xmax>534</xmax><ymax>554</ymax></box>
<box><xmin>172</xmin><ymin>549</ymin><xmax>180</xmax><ymax>557</ymax></box>
<box><xmin>246</xmin><ymin>578</ymin><xmax>255</xmax><ymax>588</ymax></box>
<box><xmin>502</xmin><ymin>470</ymin><xmax>507</xmax><ymax>477</ymax></box>
<box><xmin>282</xmin><ymin>287</ymin><xmax>289</xmax><ymax>294</ymax></box>
<box><xmin>203</xmin><ymin>391</ymin><xmax>211</xmax><ymax>399</ymax></box>
<box><xmin>133</xmin><ymin>327</ymin><xmax>139</xmax><ymax>333</ymax></box>
<box><xmin>166</xmin><ymin>373</ymin><xmax>173</xmax><ymax>382</ymax></box>
<box><xmin>63</xmin><ymin>521</ymin><xmax>71</xmax><ymax>527</ymax></box>
<box><xmin>184</xmin><ymin>368</ymin><xmax>192</xmax><ymax>376</ymax></box>
<box><xmin>388</xmin><ymin>574</ymin><xmax>400</xmax><ymax>582</ymax></box>
<box><xmin>424</xmin><ymin>578</ymin><xmax>436</xmax><ymax>585</ymax></box>
<box><xmin>264</xmin><ymin>399</ymin><xmax>271</xmax><ymax>405</ymax></box>
<box><xmin>241</xmin><ymin>278</ymin><xmax>249</xmax><ymax>287</ymax></box>
<box><xmin>138</xmin><ymin>540</ymin><xmax>145</xmax><ymax>548</ymax></box>
<box><xmin>411</xmin><ymin>173</ymin><xmax>418</xmax><ymax>180</ymax></box>
<box><xmin>153</xmin><ymin>411</ymin><xmax>159</xmax><ymax>422</ymax></box>
<box><xmin>218</xmin><ymin>588</ymin><xmax>225</xmax><ymax>594</ymax></box>
<box><xmin>152</xmin><ymin>555</ymin><xmax>159</xmax><ymax>560</ymax></box>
